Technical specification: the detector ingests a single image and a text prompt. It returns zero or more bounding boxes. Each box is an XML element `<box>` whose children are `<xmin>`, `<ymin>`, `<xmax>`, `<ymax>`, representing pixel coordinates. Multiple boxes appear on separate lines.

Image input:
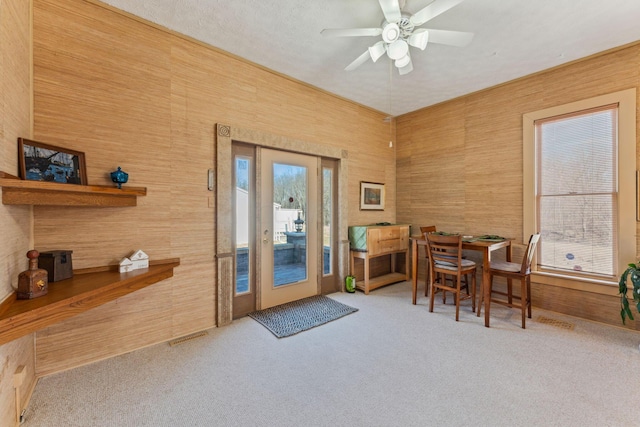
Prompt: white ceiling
<box><xmin>99</xmin><ymin>0</ymin><xmax>640</xmax><ymax>116</ymax></box>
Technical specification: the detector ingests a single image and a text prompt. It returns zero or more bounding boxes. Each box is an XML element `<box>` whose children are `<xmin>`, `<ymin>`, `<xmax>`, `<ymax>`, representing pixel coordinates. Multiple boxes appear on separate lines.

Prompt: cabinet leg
<box><xmin>364</xmin><ymin>256</ymin><xmax>370</xmax><ymax>294</ymax></box>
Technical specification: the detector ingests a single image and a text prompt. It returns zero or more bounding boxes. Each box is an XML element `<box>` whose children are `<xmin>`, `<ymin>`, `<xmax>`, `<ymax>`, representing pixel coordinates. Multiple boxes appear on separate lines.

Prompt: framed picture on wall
<box><xmin>360</xmin><ymin>181</ymin><xmax>385</xmax><ymax>210</ymax></box>
<box><xmin>18</xmin><ymin>138</ymin><xmax>87</xmax><ymax>185</ymax></box>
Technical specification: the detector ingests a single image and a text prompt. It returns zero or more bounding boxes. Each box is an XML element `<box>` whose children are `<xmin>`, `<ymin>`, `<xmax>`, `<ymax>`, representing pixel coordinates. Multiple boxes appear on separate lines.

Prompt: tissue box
<box><xmin>39</xmin><ymin>250</ymin><xmax>73</xmax><ymax>282</ymax></box>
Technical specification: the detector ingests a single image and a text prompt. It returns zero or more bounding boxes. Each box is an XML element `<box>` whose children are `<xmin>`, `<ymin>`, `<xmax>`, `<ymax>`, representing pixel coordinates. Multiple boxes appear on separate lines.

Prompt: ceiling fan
<box><xmin>321</xmin><ymin>0</ymin><xmax>474</xmax><ymax>75</ymax></box>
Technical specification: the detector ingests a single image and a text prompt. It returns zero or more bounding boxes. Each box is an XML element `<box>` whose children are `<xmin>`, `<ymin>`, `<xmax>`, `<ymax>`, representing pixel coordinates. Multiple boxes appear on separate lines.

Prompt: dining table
<box><xmin>410</xmin><ymin>234</ymin><xmax>512</xmax><ymax>327</ymax></box>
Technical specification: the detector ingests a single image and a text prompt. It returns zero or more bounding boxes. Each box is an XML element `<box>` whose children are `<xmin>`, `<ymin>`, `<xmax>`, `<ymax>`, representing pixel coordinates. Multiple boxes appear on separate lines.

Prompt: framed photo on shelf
<box><xmin>18</xmin><ymin>138</ymin><xmax>87</xmax><ymax>185</ymax></box>
<box><xmin>360</xmin><ymin>181</ymin><xmax>385</xmax><ymax>211</ymax></box>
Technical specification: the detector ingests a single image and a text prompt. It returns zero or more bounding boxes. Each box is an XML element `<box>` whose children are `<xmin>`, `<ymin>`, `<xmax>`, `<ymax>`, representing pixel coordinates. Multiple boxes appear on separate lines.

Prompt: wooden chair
<box><xmin>426</xmin><ymin>233</ymin><xmax>477</xmax><ymax>321</ymax></box>
<box><xmin>421</xmin><ymin>226</ymin><xmax>470</xmax><ymax>298</ymax></box>
<box><xmin>420</xmin><ymin>226</ymin><xmax>436</xmax><ymax>296</ymax></box>
<box><xmin>477</xmin><ymin>234</ymin><xmax>540</xmax><ymax>329</ymax></box>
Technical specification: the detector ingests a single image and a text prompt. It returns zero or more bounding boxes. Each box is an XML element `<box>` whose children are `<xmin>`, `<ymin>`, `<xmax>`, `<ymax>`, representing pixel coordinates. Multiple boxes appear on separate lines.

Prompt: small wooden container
<box><xmin>39</xmin><ymin>250</ymin><xmax>73</xmax><ymax>282</ymax></box>
<box><xmin>17</xmin><ymin>250</ymin><xmax>49</xmax><ymax>300</ymax></box>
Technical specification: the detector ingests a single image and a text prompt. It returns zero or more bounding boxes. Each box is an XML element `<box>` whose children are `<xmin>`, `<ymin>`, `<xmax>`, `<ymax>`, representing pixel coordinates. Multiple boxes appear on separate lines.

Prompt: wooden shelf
<box><xmin>0</xmin><ymin>173</ymin><xmax>146</xmax><ymax>206</ymax></box>
<box><xmin>0</xmin><ymin>258</ymin><xmax>180</xmax><ymax>345</ymax></box>
<box><xmin>355</xmin><ymin>272</ymin><xmax>407</xmax><ymax>293</ymax></box>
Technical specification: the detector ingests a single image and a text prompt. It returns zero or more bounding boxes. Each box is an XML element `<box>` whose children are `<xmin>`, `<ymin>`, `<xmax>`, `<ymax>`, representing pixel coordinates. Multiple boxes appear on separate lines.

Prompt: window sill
<box><xmin>531</xmin><ymin>271</ymin><xmax>618</xmax><ymax>296</ymax></box>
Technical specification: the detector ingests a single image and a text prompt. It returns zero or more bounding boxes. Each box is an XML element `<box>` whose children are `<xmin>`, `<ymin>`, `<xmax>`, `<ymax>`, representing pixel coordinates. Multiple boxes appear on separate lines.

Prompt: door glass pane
<box><xmin>322</xmin><ymin>167</ymin><xmax>332</xmax><ymax>275</ymax></box>
<box><xmin>235</xmin><ymin>156</ymin><xmax>250</xmax><ymax>295</ymax></box>
<box><xmin>273</xmin><ymin>163</ymin><xmax>307</xmax><ymax>286</ymax></box>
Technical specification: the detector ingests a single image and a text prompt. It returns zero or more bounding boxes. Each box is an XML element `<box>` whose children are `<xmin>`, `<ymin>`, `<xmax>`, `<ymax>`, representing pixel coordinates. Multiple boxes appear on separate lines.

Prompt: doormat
<box><xmin>248</xmin><ymin>295</ymin><xmax>358</xmax><ymax>338</ymax></box>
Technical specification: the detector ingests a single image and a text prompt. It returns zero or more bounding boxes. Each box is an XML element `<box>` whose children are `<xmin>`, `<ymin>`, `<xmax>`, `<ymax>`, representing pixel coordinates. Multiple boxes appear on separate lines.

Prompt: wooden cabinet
<box><xmin>348</xmin><ymin>224</ymin><xmax>410</xmax><ymax>294</ymax></box>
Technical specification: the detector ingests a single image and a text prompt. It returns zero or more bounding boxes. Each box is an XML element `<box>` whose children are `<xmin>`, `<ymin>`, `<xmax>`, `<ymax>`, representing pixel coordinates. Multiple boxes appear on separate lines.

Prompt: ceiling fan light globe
<box><xmin>395</xmin><ymin>54</ymin><xmax>411</xmax><ymax>68</ymax></box>
<box><xmin>408</xmin><ymin>29</ymin><xmax>429</xmax><ymax>50</ymax></box>
<box><xmin>387</xmin><ymin>39</ymin><xmax>408</xmax><ymax>60</ymax></box>
<box><xmin>368</xmin><ymin>42</ymin><xmax>387</xmax><ymax>62</ymax></box>
<box><xmin>398</xmin><ymin>60</ymin><xmax>414</xmax><ymax>75</ymax></box>
<box><xmin>382</xmin><ymin>23</ymin><xmax>401</xmax><ymax>43</ymax></box>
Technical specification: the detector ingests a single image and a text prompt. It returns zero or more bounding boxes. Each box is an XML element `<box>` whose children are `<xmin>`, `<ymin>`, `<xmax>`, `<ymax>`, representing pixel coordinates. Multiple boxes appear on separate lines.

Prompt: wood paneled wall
<box><xmin>397</xmin><ymin>43</ymin><xmax>640</xmax><ymax>331</ymax></box>
<box><xmin>29</xmin><ymin>0</ymin><xmax>397</xmax><ymax>375</ymax></box>
<box><xmin>0</xmin><ymin>0</ymin><xmax>37</xmax><ymax>424</ymax></box>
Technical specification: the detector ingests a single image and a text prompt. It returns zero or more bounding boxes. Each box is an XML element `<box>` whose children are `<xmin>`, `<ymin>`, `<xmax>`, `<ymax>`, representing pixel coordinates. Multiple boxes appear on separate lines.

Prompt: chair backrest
<box><xmin>520</xmin><ymin>233</ymin><xmax>541</xmax><ymax>274</ymax></box>
<box><xmin>425</xmin><ymin>233</ymin><xmax>463</xmax><ymax>272</ymax></box>
<box><xmin>420</xmin><ymin>225</ymin><xmax>436</xmax><ymax>236</ymax></box>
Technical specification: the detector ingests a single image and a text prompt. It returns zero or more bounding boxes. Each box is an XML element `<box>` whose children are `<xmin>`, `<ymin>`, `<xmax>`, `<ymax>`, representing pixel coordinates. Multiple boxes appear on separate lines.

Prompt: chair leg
<box><xmin>484</xmin><ymin>275</ymin><xmax>493</xmax><ymax>324</ymax></box>
<box><xmin>429</xmin><ymin>276</ymin><xmax>436</xmax><ymax>313</ymax></box>
<box><xmin>507</xmin><ymin>277</ymin><xmax>513</xmax><ymax>305</ymax></box>
<box><xmin>442</xmin><ymin>274</ymin><xmax>447</xmax><ymax>304</ymax></box>
<box><xmin>424</xmin><ymin>258</ymin><xmax>430</xmax><ymax>297</ymax></box>
<box><xmin>455</xmin><ymin>276</ymin><xmax>461</xmax><ymax>321</ymax></box>
<box><xmin>471</xmin><ymin>272</ymin><xmax>476</xmax><ymax>312</ymax></box>
<box><xmin>526</xmin><ymin>275</ymin><xmax>532</xmax><ymax>319</ymax></box>
<box><xmin>520</xmin><ymin>278</ymin><xmax>527</xmax><ymax>329</ymax></box>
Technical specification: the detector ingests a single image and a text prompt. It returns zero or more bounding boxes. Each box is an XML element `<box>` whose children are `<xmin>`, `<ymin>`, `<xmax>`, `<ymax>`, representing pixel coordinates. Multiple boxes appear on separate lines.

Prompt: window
<box><xmin>322</xmin><ymin>166</ymin><xmax>333</xmax><ymax>276</ymax></box>
<box><xmin>536</xmin><ymin>105</ymin><xmax>617</xmax><ymax>276</ymax></box>
<box><xmin>234</xmin><ymin>155</ymin><xmax>252</xmax><ymax>295</ymax></box>
<box><xmin>523</xmin><ymin>89</ymin><xmax>636</xmax><ymax>284</ymax></box>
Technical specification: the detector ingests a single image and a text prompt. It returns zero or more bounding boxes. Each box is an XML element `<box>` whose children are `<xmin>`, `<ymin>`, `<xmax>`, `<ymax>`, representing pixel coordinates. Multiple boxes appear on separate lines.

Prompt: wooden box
<box><xmin>39</xmin><ymin>250</ymin><xmax>73</xmax><ymax>282</ymax></box>
<box><xmin>348</xmin><ymin>224</ymin><xmax>409</xmax><ymax>256</ymax></box>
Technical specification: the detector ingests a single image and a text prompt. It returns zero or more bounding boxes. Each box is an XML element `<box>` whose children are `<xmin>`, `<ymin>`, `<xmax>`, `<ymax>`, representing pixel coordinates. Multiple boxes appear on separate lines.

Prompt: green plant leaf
<box><xmin>624</xmin><ymin>302</ymin><xmax>634</xmax><ymax>319</ymax></box>
<box><xmin>619</xmin><ymin>268</ymin><xmax>630</xmax><ymax>293</ymax></box>
<box><xmin>618</xmin><ymin>264</ymin><xmax>640</xmax><ymax>324</ymax></box>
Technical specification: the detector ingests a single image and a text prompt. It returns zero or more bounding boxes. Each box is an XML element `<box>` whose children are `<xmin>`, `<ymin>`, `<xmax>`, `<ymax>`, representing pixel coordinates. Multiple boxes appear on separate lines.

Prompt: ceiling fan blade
<box><xmin>398</xmin><ymin>57</ymin><xmax>413</xmax><ymax>75</ymax></box>
<box><xmin>426</xmin><ymin>29</ymin><xmax>474</xmax><ymax>47</ymax></box>
<box><xmin>321</xmin><ymin>28</ymin><xmax>382</xmax><ymax>37</ymax></box>
<box><xmin>345</xmin><ymin>50</ymin><xmax>372</xmax><ymax>71</ymax></box>
<box><xmin>410</xmin><ymin>0</ymin><xmax>465</xmax><ymax>26</ymax></box>
<box><xmin>378</xmin><ymin>0</ymin><xmax>402</xmax><ymax>23</ymax></box>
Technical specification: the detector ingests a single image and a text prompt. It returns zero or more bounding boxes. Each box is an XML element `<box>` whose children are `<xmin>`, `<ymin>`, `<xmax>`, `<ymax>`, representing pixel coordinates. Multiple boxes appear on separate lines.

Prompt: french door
<box><xmin>233</xmin><ymin>145</ymin><xmax>339</xmax><ymax>317</ymax></box>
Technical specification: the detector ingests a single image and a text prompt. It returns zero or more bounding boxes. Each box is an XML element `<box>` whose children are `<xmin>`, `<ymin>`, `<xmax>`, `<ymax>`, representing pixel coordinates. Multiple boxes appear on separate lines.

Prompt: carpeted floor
<box><xmin>248</xmin><ymin>295</ymin><xmax>358</xmax><ymax>338</ymax></box>
<box><xmin>22</xmin><ymin>280</ymin><xmax>640</xmax><ymax>426</ymax></box>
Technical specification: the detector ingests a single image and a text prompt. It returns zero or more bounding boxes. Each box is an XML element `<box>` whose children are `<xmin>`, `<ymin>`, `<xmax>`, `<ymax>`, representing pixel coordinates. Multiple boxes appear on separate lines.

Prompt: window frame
<box><xmin>523</xmin><ymin>88</ymin><xmax>636</xmax><ymax>290</ymax></box>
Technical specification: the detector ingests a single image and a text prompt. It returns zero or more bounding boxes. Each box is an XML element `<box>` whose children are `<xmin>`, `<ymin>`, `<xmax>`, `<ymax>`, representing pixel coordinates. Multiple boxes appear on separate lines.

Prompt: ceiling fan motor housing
<box><xmin>382</xmin><ymin>22</ymin><xmax>400</xmax><ymax>43</ymax></box>
<box><xmin>382</xmin><ymin>13</ymin><xmax>415</xmax><ymax>42</ymax></box>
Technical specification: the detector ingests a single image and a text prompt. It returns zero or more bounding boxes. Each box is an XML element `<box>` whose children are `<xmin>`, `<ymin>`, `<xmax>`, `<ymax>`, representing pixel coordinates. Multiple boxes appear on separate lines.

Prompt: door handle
<box><xmin>263</xmin><ymin>229</ymin><xmax>269</xmax><ymax>243</ymax></box>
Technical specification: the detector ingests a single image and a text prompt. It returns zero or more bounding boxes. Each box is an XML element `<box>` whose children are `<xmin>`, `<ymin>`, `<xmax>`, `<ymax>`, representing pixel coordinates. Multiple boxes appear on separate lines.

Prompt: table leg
<box><xmin>483</xmin><ymin>247</ymin><xmax>491</xmax><ymax>327</ymax></box>
<box><xmin>403</xmin><ymin>249</ymin><xmax>409</xmax><ymax>281</ymax></box>
<box><xmin>412</xmin><ymin>239</ymin><xmax>418</xmax><ymax>305</ymax></box>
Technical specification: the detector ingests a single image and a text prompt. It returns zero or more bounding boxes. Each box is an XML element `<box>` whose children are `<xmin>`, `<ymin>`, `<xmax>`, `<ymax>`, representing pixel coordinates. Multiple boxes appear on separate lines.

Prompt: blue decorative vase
<box><xmin>110</xmin><ymin>167</ymin><xmax>129</xmax><ymax>189</ymax></box>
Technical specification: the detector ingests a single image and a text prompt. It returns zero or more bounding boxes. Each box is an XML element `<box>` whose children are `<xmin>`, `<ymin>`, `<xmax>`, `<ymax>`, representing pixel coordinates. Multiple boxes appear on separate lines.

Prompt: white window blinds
<box><xmin>535</xmin><ymin>104</ymin><xmax>618</xmax><ymax>277</ymax></box>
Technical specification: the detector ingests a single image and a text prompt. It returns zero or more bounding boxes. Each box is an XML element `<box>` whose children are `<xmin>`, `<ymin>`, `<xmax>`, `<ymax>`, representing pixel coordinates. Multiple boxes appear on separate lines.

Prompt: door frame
<box><xmin>215</xmin><ymin>124</ymin><xmax>349</xmax><ymax>326</ymax></box>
